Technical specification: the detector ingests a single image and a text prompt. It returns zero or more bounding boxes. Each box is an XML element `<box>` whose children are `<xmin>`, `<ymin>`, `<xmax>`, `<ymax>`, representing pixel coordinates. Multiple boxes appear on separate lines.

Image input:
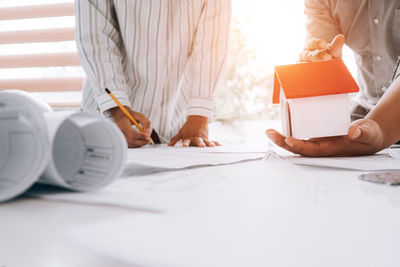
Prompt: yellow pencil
<box><xmin>105</xmin><ymin>88</ymin><xmax>154</xmax><ymax>145</ymax></box>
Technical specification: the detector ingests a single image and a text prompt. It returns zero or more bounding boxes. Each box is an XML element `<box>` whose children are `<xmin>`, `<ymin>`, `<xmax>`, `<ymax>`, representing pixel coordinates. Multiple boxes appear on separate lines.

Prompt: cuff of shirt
<box><xmin>96</xmin><ymin>89</ymin><xmax>132</xmax><ymax>115</ymax></box>
<box><xmin>186</xmin><ymin>97</ymin><xmax>215</xmax><ymax>121</ymax></box>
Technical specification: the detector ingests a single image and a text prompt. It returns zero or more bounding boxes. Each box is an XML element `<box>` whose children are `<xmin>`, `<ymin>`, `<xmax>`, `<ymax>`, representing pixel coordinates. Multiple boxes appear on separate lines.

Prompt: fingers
<box><xmin>132</xmin><ymin>112</ymin><xmax>151</xmax><ymax>134</ymax></box>
<box><xmin>182</xmin><ymin>139</ymin><xmax>191</xmax><ymax>147</ymax></box>
<box><xmin>307</xmin><ymin>50</ymin><xmax>332</xmax><ymax>62</ymax></box>
<box><xmin>266</xmin><ymin>129</ymin><xmax>348</xmax><ymax>157</ymax></box>
<box><xmin>123</xmin><ymin>128</ymin><xmax>151</xmax><ymax>148</ymax></box>
<box><xmin>284</xmin><ymin>137</ymin><xmax>333</xmax><ymax>157</ymax></box>
<box><xmin>172</xmin><ymin>137</ymin><xmax>212</xmax><ymax>147</ymax></box>
<box><xmin>300</xmin><ymin>35</ymin><xmax>344</xmax><ymax>62</ymax></box>
<box><xmin>112</xmin><ymin>107</ymin><xmax>152</xmax><ymax>147</ymax></box>
<box><xmin>266</xmin><ymin>125</ymin><xmax>382</xmax><ymax>157</ymax></box>
<box><xmin>213</xmin><ymin>141</ymin><xmax>222</xmax><ymax>146</ymax></box>
<box><xmin>192</xmin><ymin>138</ymin><xmax>206</xmax><ymax>147</ymax></box>
<box><xmin>299</xmin><ymin>50</ymin><xmax>312</xmax><ymax>62</ymax></box>
<box><xmin>169</xmin><ymin>129</ymin><xmax>219</xmax><ymax>147</ymax></box>
<box><xmin>115</xmin><ymin>116</ymin><xmax>151</xmax><ymax>148</ymax></box>
<box><xmin>265</xmin><ymin>129</ymin><xmax>298</xmax><ymax>154</ymax></box>
<box><xmin>128</xmin><ymin>137</ymin><xmax>151</xmax><ymax>148</ymax></box>
<box><xmin>204</xmin><ymin>140</ymin><xmax>216</xmax><ymax>147</ymax></box>
<box><xmin>305</xmin><ymin>38</ymin><xmax>328</xmax><ymax>50</ymax></box>
<box><xmin>299</xmin><ymin>48</ymin><xmax>332</xmax><ymax>62</ymax></box>
<box><xmin>329</xmin><ymin>34</ymin><xmax>345</xmax><ymax>58</ymax></box>
<box><xmin>168</xmin><ymin>132</ymin><xmax>181</xmax><ymax>146</ymax></box>
<box><xmin>300</xmin><ymin>38</ymin><xmax>327</xmax><ymax>62</ymax></box>
<box><xmin>182</xmin><ymin>138</ymin><xmax>206</xmax><ymax>147</ymax></box>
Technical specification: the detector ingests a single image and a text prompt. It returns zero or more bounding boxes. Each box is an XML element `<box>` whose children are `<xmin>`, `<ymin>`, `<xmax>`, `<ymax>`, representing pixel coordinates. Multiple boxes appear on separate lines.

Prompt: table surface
<box><xmin>1</xmin><ymin>161</ymin><xmax>400</xmax><ymax>267</ymax></box>
<box><xmin>1</xmin><ymin>121</ymin><xmax>400</xmax><ymax>267</ymax></box>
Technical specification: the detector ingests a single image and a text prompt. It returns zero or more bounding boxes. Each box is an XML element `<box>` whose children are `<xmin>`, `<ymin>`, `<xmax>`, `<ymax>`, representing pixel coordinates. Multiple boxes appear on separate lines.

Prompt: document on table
<box><xmin>68</xmin><ymin>159</ymin><xmax>400</xmax><ymax>267</ymax></box>
<box><xmin>28</xmin><ymin>161</ymin><xmax>239</xmax><ymax>212</ymax></box>
<box><xmin>123</xmin><ymin>145</ymin><xmax>265</xmax><ymax>176</ymax></box>
<box><xmin>286</xmin><ymin>151</ymin><xmax>400</xmax><ymax>171</ymax></box>
<box><xmin>267</xmin><ymin>148</ymin><xmax>400</xmax><ymax>171</ymax></box>
<box><xmin>27</xmin><ymin>145</ymin><xmax>266</xmax><ymax>212</ymax></box>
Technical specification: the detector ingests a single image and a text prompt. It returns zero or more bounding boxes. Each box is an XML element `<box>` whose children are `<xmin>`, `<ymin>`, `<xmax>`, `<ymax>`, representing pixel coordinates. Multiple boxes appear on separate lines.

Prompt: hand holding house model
<box><xmin>272</xmin><ymin>59</ymin><xmax>359</xmax><ymax>139</ymax></box>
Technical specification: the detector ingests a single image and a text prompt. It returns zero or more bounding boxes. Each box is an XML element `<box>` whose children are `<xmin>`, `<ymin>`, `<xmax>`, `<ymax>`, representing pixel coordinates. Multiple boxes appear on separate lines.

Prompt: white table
<box><xmin>0</xmin><ymin>198</ymin><xmax>137</xmax><ymax>267</ymax></box>
<box><xmin>1</xmin><ymin>160</ymin><xmax>400</xmax><ymax>267</ymax></box>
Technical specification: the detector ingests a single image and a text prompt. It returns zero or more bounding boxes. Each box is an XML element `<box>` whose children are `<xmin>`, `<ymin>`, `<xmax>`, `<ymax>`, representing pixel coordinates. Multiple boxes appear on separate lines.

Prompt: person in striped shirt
<box><xmin>75</xmin><ymin>0</ymin><xmax>231</xmax><ymax>148</ymax></box>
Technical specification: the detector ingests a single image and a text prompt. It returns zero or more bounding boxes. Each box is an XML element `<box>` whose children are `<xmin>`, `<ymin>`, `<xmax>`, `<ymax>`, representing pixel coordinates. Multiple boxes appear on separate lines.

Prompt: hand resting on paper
<box><xmin>266</xmin><ymin>119</ymin><xmax>385</xmax><ymax>157</ymax></box>
<box><xmin>299</xmin><ymin>34</ymin><xmax>345</xmax><ymax>62</ymax></box>
<box><xmin>169</xmin><ymin>115</ymin><xmax>221</xmax><ymax>147</ymax></box>
<box><xmin>110</xmin><ymin>106</ymin><xmax>151</xmax><ymax>148</ymax></box>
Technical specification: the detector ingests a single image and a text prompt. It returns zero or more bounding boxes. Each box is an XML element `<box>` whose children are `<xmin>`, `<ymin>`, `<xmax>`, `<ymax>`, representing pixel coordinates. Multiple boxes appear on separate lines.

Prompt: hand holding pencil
<box><xmin>106</xmin><ymin>89</ymin><xmax>153</xmax><ymax>148</ymax></box>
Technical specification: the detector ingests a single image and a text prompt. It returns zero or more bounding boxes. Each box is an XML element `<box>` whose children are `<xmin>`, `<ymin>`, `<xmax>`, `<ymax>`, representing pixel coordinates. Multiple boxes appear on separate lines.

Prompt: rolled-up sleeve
<box><xmin>304</xmin><ymin>0</ymin><xmax>341</xmax><ymax>43</ymax></box>
<box><xmin>75</xmin><ymin>0</ymin><xmax>131</xmax><ymax>114</ymax></box>
<box><xmin>184</xmin><ymin>0</ymin><xmax>232</xmax><ymax>120</ymax></box>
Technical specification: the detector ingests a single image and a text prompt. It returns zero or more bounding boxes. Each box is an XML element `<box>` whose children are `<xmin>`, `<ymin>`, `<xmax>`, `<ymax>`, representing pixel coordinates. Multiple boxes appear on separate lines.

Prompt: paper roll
<box><xmin>0</xmin><ymin>90</ymin><xmax>127</xmax><ymax>202</ymax></box>
<box><xmin>0</xmin><ymin>90</ymin><xmax>51</xmax><ymax>202</ymax></box>
<box><xmin>40</xmin><ymin>111</ymin><xmax>127</xmax><ymax>191</ymax></box>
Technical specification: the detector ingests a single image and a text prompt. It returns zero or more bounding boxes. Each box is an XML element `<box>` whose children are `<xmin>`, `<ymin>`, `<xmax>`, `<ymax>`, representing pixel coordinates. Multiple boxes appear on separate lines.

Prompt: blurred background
<box><xmin>0</xmin><ymin>0</ymin><xmax>356</xmax><ymax>122</ymax></box>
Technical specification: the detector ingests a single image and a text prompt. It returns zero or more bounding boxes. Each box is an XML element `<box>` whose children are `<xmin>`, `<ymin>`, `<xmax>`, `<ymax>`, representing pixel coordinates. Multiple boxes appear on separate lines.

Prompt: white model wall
<box><xmin>287</xmin><ymin>94</ymin><xmax>351</xmax><ymax>139</ymax></box>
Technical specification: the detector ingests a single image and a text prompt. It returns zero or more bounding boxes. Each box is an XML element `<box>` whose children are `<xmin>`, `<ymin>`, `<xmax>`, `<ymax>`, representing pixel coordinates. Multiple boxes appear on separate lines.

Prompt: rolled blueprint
<box><xmin>0</xmin><ymin>90</ymin><xmax>127</xmax><ymax>202</ymax></box>
<box><xmin>40</xmin><ymin>111</ymin><xmax>127</xmax><ymax>191</ymax></box>
<box><xmin>0</xmin><ymin>90</ymin><xmax>51</xmax><ymax>202</ymax></box>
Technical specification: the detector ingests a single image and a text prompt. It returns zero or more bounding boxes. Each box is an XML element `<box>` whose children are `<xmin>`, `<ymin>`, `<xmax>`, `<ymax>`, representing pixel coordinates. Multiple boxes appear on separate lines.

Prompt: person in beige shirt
<box><xmin>266</xmin><ymin>0</ymin><xmax>400</xmax><ymax>156</ymax></box>
<box><xmin>300</xmin><ymin>0</ymin><xmax>400</xmax><ymax>121</ymax></box>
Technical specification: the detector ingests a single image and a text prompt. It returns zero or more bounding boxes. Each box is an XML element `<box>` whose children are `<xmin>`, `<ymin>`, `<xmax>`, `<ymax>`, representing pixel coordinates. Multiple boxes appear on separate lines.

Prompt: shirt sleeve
<box><xmin>304</xmin><ymin>0</ymin><xmax>341</xmax><ymax>43</ymax></box>
<box><xmin>75</xmin><ymin>0</ymin><xmax>131</xmax><ymax>115</ymax></box>
<box><xmin>184</xmin><ymin>0</ymin><xmax>232</xmax><ymax>121</ymax></box>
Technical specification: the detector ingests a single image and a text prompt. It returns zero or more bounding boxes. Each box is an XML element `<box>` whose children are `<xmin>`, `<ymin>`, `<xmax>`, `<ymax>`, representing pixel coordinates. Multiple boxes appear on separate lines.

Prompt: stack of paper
<box><xmin>28</xmin><ymin>145</ymin><xmax>267</xmax><ymax>212</ymax></box>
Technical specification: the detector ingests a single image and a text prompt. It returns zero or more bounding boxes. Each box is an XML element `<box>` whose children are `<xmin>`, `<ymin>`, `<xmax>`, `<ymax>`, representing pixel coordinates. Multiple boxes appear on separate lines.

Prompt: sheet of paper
<box><xmin>27</xmin><ymin>145</ymin><xmax>267</xmax><ymax>211</ymax></box>
<box><xmin>123</xmin><ymin>145</ymin><xmax>265</xmax><ymax>176</ymax></box>
<box><xmin>286</xmin><ymin>150</ymin><xmax>400</xmax><ymax>171</ymax></box>
<box><xmin>68</xmin><ymin>160</ymin><xmax>400</xmax><ymax>267</ymax></box>
<box><xmin>27</xmin><ymin>161</ymin><xmax>239</xmax><ymax>212</ymax></box>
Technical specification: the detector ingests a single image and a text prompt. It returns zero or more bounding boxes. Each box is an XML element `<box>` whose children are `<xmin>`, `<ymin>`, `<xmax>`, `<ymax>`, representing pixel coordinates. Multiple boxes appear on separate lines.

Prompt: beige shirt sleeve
<box><xmin>304</xmin><ymin>0</ymin><xmax>341</xmax><ymax>43</ymax></box>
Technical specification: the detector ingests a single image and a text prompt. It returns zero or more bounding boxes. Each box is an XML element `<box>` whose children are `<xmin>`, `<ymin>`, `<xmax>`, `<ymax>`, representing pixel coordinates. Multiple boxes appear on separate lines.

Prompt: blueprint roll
<box><xmin>0</xmin><ymin>90</ymin><xmax>51</xmax><ymax>202</ymax></box>
<box><xmin>40</xmin><ymin>111</ymin><xmax>127</xmax><ymax>191</ymax></box>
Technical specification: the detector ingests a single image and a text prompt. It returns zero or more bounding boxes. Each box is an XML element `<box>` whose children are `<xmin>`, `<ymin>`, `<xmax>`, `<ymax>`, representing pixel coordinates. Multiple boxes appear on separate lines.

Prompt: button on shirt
<box><xmin>305</xmin><ymin>0</ymin><xmax>400</xmax><ymax>110</ymax></box>
<box><xmin>75</xmin><ymin>0</ymin><xmax>231</xmax><ymax>140</ymax></box>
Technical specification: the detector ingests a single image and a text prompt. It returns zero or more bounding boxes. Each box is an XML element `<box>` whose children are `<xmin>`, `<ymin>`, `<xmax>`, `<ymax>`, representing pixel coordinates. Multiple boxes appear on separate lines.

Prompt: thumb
<box><xmin>348</xmin><ymin>119</ymin><xmax>380</xmax><ymax>145</ymax></box>
<box><xmin>329</xmin><ymin>34</ymin><xmax>345</xmax><ymax>58</ymax></box>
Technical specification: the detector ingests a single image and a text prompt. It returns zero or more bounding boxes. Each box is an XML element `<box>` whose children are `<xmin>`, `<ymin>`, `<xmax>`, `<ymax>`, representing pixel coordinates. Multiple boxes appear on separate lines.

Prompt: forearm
<box><xmin>366</xmin><ymin>76</ymin><xmax>400</xmax><ymax>147</ymax></box>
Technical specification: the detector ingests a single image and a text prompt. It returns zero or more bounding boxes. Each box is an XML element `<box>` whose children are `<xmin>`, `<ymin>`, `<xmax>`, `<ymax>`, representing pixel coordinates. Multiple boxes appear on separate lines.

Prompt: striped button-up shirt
<box><xmin>305</xmin><ymin>0</ymin><xmax>400</xmax><ymax>112</ymax></box>
<box><xmin>75</xmin><ymin>0</ymin><xmax>231</xmax><ymax>140</ymax></box>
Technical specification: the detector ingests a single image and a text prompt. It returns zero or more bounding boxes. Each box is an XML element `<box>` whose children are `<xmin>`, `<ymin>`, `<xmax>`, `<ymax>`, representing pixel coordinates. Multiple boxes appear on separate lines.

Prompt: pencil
<box><xmin>105</xmin><ymin>88</ymin><xmax>154</xmax><ymax>145</ymax></box>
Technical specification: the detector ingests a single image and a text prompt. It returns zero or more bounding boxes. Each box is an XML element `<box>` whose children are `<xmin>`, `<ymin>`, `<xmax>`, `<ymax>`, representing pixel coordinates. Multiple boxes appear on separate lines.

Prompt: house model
<box><xmin>273</xmin><ymin>59</ymin><xmax>359</xmax><ymax>139</ymax></box>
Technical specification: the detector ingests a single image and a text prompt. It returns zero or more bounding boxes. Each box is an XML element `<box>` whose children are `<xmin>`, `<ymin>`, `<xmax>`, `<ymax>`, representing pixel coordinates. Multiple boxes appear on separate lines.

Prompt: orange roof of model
<box><xmin>272</xmin><ymin>59</ymin><xmax>359</xmax><ymax>104</ymax></box>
